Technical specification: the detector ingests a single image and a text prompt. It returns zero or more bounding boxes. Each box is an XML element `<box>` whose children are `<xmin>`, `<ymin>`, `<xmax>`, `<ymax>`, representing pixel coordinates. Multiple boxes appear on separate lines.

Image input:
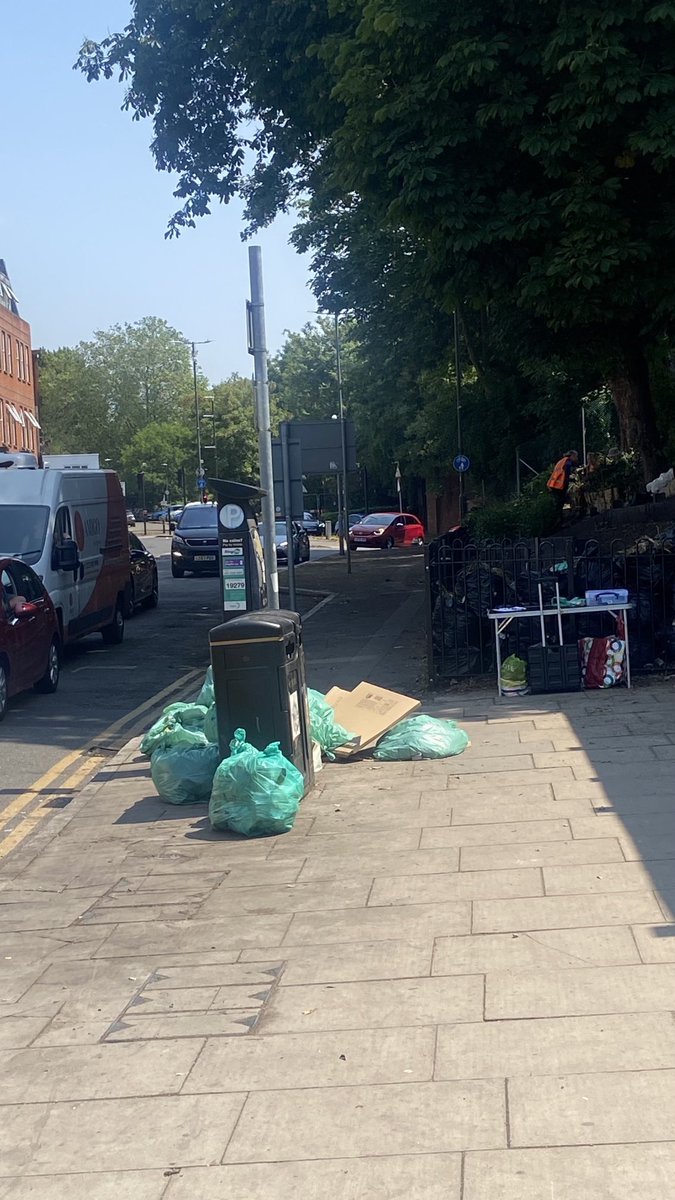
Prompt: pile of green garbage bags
<box><xmin>142</xmin><ymin>667</ymin><xmax>303</xmax><ymax>834</ymax></box>
<box><xmin>209</xmin><ymin>728</ymin><xmax>304</xmax><ymax>837</ymax></box>
<box><xmin>374</xmin><ymin>715</ymin><xmax>470</xmax><ymax>761</ymax></box>
<box><xmin>499</xmin><ymin>654</ymin><xmax>530</xmax><ymax>697</ymax></box>
<box><xmin>307</xmin><ymin>688</ymin><xmax>354</xmax><ymax>759</ymax></box>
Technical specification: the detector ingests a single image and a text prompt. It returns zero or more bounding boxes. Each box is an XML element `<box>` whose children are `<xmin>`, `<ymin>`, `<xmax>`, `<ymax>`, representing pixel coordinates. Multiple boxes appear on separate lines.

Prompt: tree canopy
<box><xmin>78</xmin><ymin>0</ymin><xmax>675</xmax><ymax>481</ymax></box>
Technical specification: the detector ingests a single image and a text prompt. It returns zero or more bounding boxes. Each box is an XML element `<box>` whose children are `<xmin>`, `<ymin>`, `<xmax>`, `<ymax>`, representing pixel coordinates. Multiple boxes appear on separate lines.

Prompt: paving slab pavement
<box><xmin>1</xmin><ymin>550</ymin><xmax>675</xmax><ymax>1195</ymax></box>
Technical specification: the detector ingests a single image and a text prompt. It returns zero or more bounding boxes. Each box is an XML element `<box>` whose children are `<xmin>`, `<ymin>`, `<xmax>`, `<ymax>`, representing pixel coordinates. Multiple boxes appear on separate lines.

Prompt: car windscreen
<box><xmin>0</xmin><ymin>505</ymin><xmax>50</xmax><ymax>561</ymax></box>
<box><xmin>360</xmin><ymin>514</ymin><xmax>394</xmax><ymax>526</ymax></box>
<box><xmin>177</xmin><ymin>506</ymin><xmax>217</xmax><ymax>529</ymax></box>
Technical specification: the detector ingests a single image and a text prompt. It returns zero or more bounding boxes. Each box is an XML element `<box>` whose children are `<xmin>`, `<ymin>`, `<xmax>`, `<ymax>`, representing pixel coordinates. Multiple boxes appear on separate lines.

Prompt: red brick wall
<box><xmin>0</xmin><ymin>305</ymin><xmax>39</xmax><ymax>454</ymax></box>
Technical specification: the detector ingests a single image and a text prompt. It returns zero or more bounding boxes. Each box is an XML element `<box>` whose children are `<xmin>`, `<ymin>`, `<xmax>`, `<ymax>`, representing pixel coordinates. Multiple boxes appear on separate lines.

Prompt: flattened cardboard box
<box><xmin>325</xmin><ymin>682</ymin><xmax>421</xmax><ymax>758</ymax></box>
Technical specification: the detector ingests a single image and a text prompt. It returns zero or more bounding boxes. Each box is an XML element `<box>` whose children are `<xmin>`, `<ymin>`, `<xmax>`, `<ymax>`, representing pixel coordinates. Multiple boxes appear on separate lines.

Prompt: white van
<box><xmin>0</xmin><ymin>462</ymin><xmax>131</xmax><ymax>646</ymax></box>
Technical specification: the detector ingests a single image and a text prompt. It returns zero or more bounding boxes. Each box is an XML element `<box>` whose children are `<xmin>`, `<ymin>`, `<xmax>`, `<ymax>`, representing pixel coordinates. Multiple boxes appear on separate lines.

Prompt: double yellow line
<box><xmin>0</xmin><ymin>667</ymin><xmax>203</xmax><ymax>863</ymax></box>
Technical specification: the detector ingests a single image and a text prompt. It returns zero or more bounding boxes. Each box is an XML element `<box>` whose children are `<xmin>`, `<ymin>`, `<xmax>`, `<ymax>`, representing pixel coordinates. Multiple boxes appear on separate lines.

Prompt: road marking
<box><xmin>0</xmin><ymin>666</ymin><xmax>204</xmax><ymax>860</ymax></box>
<box><xmin>303</xmin><ymin>593</ymin><xmax>336</xmax><ymax>620</ymax></box>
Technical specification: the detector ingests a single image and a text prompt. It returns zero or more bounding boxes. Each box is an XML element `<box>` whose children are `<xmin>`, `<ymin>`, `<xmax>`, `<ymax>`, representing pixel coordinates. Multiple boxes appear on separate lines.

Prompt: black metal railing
<box><xmin>425</xmin><ymin>528</ymin><xmax>675</xmax><ymax>685</ymax></box>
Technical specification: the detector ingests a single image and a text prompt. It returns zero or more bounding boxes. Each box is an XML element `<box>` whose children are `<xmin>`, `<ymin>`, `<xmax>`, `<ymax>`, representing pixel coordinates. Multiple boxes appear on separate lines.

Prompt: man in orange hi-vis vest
<box><xmin>547</xmin><ymin>450</ymin><xmax>579</xmax><ymax>519</ymax></box>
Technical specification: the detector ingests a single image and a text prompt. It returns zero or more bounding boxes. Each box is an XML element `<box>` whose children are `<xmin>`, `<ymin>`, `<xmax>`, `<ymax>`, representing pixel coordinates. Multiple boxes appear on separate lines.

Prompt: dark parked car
<box><xmin>128</xmin><ymin>533</ymin><xmax>159</xmax><ymax>614</ymax></box>
<box><xmin>260</xmin><ymin>521</ymin><xmax>310</xmax><ymax>565</ymax></box>
<box><xmin>300</xmin><ymin>511</ymin><xmax>326</xmax><ymax>536</ymax></box>
<box><xmin>0</xmin><ymin>558</ymin><xmax>60</xmax><ymax>720</ymax></box>
<box><xmin>171</xmin><ymin>502</ymin><xmax>219</xmax><ymax>577</ymax></box>
<box><xmin>126</xmin><ymin>510</ymin><xmax>136</xmax><ymax>528</ymax></box>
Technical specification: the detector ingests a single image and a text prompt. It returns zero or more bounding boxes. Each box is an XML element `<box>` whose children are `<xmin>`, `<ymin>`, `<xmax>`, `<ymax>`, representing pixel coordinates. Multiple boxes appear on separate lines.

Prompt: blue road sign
<box><xmin>197</xmin><ymin>476</ymin><xmax>206</xmax><ymax>488</ymax></box>
<box><xmin>453</xmin><ymin>454</ymin><xmax>470</xmax><ymax>472</ymax></box>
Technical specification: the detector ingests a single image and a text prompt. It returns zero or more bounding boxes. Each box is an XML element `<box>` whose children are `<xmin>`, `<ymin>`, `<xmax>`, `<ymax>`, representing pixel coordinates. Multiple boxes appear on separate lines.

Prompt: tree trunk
<box><xmin>607</xmin><ymin>336</ymin><xmax>664</xmax><ymax>482</ymax></box>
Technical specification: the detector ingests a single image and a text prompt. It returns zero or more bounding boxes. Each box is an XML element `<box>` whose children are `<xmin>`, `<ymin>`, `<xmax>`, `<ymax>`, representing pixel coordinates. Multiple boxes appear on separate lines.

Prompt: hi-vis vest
<box><xmin>548</xmin><ymin>456</ymin><xmax>571</xmax><ymax>492</ymax></box>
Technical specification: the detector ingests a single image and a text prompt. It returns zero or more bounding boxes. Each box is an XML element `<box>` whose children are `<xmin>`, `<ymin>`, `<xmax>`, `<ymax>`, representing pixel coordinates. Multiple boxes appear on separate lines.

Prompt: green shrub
<box><xmin>469</xmin><ymin>491</ymin><xmax>558</xmax><ymax>540</ymax></box>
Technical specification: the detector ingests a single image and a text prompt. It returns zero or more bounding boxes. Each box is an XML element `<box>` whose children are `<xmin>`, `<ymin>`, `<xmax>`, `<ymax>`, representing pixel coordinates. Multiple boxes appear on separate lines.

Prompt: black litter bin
<box><xmin>209</xmin><ymin>609</ymin><xmax>314</xmax><ymax>789</ymax></box>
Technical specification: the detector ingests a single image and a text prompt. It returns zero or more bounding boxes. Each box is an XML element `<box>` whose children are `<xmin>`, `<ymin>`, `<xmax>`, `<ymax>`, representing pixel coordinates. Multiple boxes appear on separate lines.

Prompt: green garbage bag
<box><xmin>499</xmin><ymin>654</ymin><xmax>529</xmax><ymax>695</ymax></box>
<box><xmin>195</xmin><ymin>665</ymin><xmax>214</xmax><ymax>708</ymax></box>
<box><xmin>373</xmin><ymin>715</ymin><xmax>470</xmax><ymax>761</ymax></box>
<box><xmin>209</xmin><ymin>728</ymin><xmax>304</xmax><ymax>837</ymax></box>
<box><xmin>150</xmin><ymin>742</ymin><xmax>221</xmax><ymax>805</ymax></box>
<box><xmin>307</xmin><ymin>688</ymin><xmax>355</xmax><ymax>759</ymax></box>
<box><xmin>139</xmin><ymin>703</ymin><xmax>210</xmax><ymax>757</ymax></box>
<box><xmin>203</xmin><ymin>704</ymin><xmax>219</xmax><ymax>745</ymax></box>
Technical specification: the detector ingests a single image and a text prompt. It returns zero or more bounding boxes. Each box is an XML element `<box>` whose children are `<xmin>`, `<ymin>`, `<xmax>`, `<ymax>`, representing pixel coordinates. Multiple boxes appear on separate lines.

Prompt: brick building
<box><xmin>0</xmin><ymin>260</ymin><xmax>40</xmax><ymax>456</ymax></box>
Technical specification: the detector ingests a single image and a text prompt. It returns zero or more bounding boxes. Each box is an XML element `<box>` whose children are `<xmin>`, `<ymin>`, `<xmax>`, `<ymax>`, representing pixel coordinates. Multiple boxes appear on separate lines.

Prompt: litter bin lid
<box><xmin>209</xmin><ymin>610</ymin><xmax>300</xmax><ymax>645</ymax></box>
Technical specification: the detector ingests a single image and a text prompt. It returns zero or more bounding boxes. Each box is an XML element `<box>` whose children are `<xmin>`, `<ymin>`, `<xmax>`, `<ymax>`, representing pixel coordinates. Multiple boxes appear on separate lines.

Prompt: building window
<box><xmin>25</xmin><ymin>348</ymin><xmax>30</xmax><ymax>385</ymax></box>
<box><xmin>6</xmin><ymin>337</ymin><xmax>12</xmax><ymax>376</ymax></box>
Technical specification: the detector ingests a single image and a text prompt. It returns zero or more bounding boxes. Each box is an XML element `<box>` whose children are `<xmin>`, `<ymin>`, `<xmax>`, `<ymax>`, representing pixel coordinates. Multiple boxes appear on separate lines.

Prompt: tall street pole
<box><xmin>454</xmin><ymin>310</ymin><xmax>465</xmax><ymax>521</ymax></box>
<box><xmin>248</xmin><ymin>246</ymin><xmax>280</xmax><ymax>609</ymax></box>
<box><xmin>190</xmin><ymin>339</ymin><xmax>211</xmax><ymax>499</ymax></box>
<box><xmin>335</xmin><ymin>312</ymin><xmax>352</xmax><ymax>575</ymax></box>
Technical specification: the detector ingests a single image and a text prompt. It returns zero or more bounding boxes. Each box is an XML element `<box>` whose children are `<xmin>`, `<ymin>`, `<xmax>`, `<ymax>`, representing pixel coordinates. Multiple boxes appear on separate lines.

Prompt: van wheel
<box><xmin>0</xmin><ymin>662</ymin><xmax>8</xmax><ymax>721</ymax></box>
<box><xmin>35</xmin><ymin>638</ymin><xmax>60</xmax><ymax>694</ymax></box>
<box><xmin>102</xmin><ymin>602</ymin><xmax>125</xmax><ymax>645</ymax></box>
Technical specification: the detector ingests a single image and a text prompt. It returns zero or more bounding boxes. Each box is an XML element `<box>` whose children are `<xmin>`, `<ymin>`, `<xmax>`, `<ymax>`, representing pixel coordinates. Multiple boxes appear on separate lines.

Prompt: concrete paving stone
<box><xmin>432</xmin><ymin>926</ymin><xmax>639</xmax><ymax>976</ymax></box>
<box><xmin>184</xmin><ymin>1026</ymin><xmax>436</xmax><ymax>1093</ymax></box>
<box><xmin>508</xmin><ymin>1068</ymin><xmax>675</xmax><ymax>1147</ymax></box>
<box><xmin>421</xmin><ymin>819</ymin><xmax>572</xmax><ymax>849</ymax></box>
<box><xmin>486</xmin><ymin>961</ymin><xmax>675</xmax><ymax>1019</ymax></box>
<box><xmin>463</xmin><ymin>1144</ymin><xmax>675</xmax><ymax>1200</ymax></box>
<box><xmin>653</xmin><ymin>744</ymin><xmax>675</xmax><ymax>759</ymax></box>
<box><xmin>92</xmin><ymin>915</ymin><xmax>292</xmax><ymax>957</ymax></box>
<box><xmin>31</xmin><ymin>1018</ymin><xmax>117</xmax><ymax>1048</ymax></box>
<box><xmin>308</xmin><ymin>814</ymin><xmax>424</xmax><ymax>835</ymax></box>
<box><xmin>270</xmin><ymin>828</ymin><xmax>422</xmax><ymax>857</ymax></box>
<box><xmin>0</xmin><ymin>1171</ymin><xmax>169</xmax><ymax>1199</ymax></box>
<box><xmin>620</xmin><ymin>835</ymin><xmax>675</xmax><ymax>861</ymax></box>
<box><xmin>0</xmin><ymin>969</ymin><xmax>43</xmax><ymax>1005</ymax></box>
<box><xmin>473</xmin><ymin>891</ymin><xmax>663</xmax><ymax>933</ymax></box>
<box><xmin>283</xmin><ymin>901</ymin><xmax>471</xmax><ymax>945</ymax></box>
<box><xmin>0</xmin><ymin>899</ymin><xmax>94</xmax><ymax>933</ymax></box>
<box><xmin>436</xmin><ymin>1011</ymin><xmax>675</xmax><ymax>1080</ymax></box>
<box><xmin>225</xmin><ymin>1079</ymin><xmax>505</xmax><ymax>1162</ymax></box>
<box><xmin>7</xmin><ymin>981</ymin><xmax>128</xmax><ymax>1025</ymax></box>
<box><xmin>200</xmin><ymin>861</ymin><xmax>307</xmax><ymax>888</ymax></box>
<box><xmin>166</xmin><ymin>1155</ymin><xmax>461</xmax><ymax>1200</ymax></box>
<box><xmin>209</xmin><ymin>982</ymin><xmax>275</xmax><ymax>1007</ymax></box>
<box><xmin>242</xmin><ymin>940</ymin><xmax>433</xmax><ymax>984</ymax></box>
<box><xmin>460</xmin><ymin>838</ymin><xmax>625</xmax><ymax>872</ymax></box>
<box><xmin>105</xmin><ymin>1010</ymin><xmax>261</xmax><ymax>1040</ymax></box>
<box><xmin>0</xmin><ymin>930</ymin><xmax>109</xmax><ymax>966</ymax></box>
<box><xmin>420</xmin><ymin>784</ymin><xmax>555</xmax><ymax>807</ymax></box>
<box><xmin>144</xmin><ymin>963</ymin><xmax>284</xmax><ymax>990</ymax></box>
<box><xmin>550</xmin><ymin>732</ymin><xmax>670</xmax><ymax>751</ymax></box>
<box><xmin>571</xmin><ymin>813</ymin><xmax>675</xmax><ymax>842</ymax></box>
<box><xmin>453</xmin><ymin>768</ymin><xmax>575</xmax><ymax>789</ymax></box>
<box><xmin>456</xmin><ymin>739</ymin><xmax>556</xmax><ymax>755</ymax></box>
<box><xmin>1</xmin><ymin>1038</ymin><xmax>204</xmax><ymax>1103</ymax></box>
<box><xmin>134</xmin><ymin>986</ymin><xmax>220</xmax><ymax>1012</ymax></box>
<box><xmin>631</xmin><ymin>923</ymin><xmax>675</xmax><ymax>962</ymax></box>
<box><xmin>535</xmin><ymin>748</ymin><xmax>658</xmax><ymax>770</ymax></box>
<box><xmin>369</xmin><ymin>868</ymin><xmax>543</xmax><ymax>907</ymax></box>
<box><xmin>0</xmin><ymin>1092</ymin><xmax>244</xmax><ymax>1174</ymax></box>
<box><xmin>543</xmin><ymin>861</ymin><xmax>659</xmax><ymax>895</ymax></box>
<box><xmin>260</xmin><ymin>975</ymin><xmax>483</xmax><ymax>1033</ymax></box>
<box><xmin>0</xmin><ymin>1016</ymin><xmax>54</xmax><ymax>1049</ymax></box>
<box><xmin>448</xmin><ymin>799</ymin><xmax>595</xmax><ymax>825</ymax></box>
<box><xmin>572</xmin><ymin>760</ymin><xmax>675</xmax><ymax>782</ymax></box>
<box><xmin>412</xmin><ymin>755</ymin><xmax>534</xmax><ymax>776</ymax></box>
<box><xmin>306</xmin><ymin>796</ymin><xmax>424</xmax><ymax>822</ymax></box>
<box><xmin>198</xmin><ymin>879</ymin><xmax>371</xmax><ymax>917</ymax></box>
<box><xmin>95</xmin><ymin>888</ymin><xmax>215</xmax><ymax>908</ymax></box>
<box><xmin>80</xmin><ymin>902</ymin><xmax>197</xmax><ymax>924</ymax></box>
<box><xmin>297</xmin><ymin>847</ymin><xmax>459</xmax><ymax>882</ymax></box>
<box><xmin>123</xmin><ymin>871</ymin><xmax>227</xmax><ymax>893</ymax></box>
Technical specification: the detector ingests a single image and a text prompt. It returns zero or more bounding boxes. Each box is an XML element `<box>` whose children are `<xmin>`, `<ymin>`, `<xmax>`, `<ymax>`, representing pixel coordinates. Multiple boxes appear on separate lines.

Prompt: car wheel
<box><xmin>171</xmin><ymin>565</ymin><xmax>185</xmax><ymax>578</ymax></box>
<box><xmin>382</xmin><ymin>537</ymin><xmax>394</xmax><ymax>550</ymax></box>
<box><xmin>0</xmin><ymin>661</ymin><xmax>8</xmax><ymax>721</ymax></box>
<box><xmin>35</xmin><ymin>638</ymin><xmax>60</xmax><ymax>694</ymax></box>
<box><xmin>126</xmin><ymin>579</ymin><xmax>136</xmax><ymax>618</ymax></box>
<box><xmin>144</xmin><ymin>572</ymin><xmax>159</xmax><ymax>608</ymax></box>
<box><xmin>102</xmin><ymin>602</ymin><xmax>125</xmax><ymax>645</ymax></box>
<box><xmin>349</xmin><ymin>543</ymin><xmax>357</xmax><ymax>551</ymax></box>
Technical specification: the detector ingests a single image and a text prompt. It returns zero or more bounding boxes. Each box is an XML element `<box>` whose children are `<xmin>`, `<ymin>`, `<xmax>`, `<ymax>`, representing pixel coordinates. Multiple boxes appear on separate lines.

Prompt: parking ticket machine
<box><xmin>209</xmin><ymin>478</ymin><xmax>268</xmax><ymax>619</ymax></box>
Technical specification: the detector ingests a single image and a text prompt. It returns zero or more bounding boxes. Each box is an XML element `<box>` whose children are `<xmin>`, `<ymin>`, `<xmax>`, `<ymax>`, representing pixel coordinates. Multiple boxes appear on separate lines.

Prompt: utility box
<box><xmin>208</xmin><ymin>609</ymin><xmax>314</xmax><ymax>790</ymax></box>
<box><xmin>209</xmin><ymin>478</ymin><xmax>268</xmax><ymax>619</ymax></box>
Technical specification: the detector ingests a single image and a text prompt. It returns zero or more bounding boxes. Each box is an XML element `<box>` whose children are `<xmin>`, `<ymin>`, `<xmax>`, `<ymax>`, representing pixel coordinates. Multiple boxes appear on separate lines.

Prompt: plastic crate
<box><xmin>528</xmin><ymin>644</ymin><xmax>581</xmax><ymax>693</ymax></box>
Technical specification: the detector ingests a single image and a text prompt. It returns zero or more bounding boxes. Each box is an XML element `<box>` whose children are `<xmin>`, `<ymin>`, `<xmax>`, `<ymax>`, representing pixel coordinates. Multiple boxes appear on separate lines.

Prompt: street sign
<box><xmin>197</xmin><ymin>476</ymin><xmax>206</xmax><ymax>488</ymax></box>
<box><xmin>453</xmin><ymin>454</ymin><xmax>470</xmax><ymax>473</ymax></box>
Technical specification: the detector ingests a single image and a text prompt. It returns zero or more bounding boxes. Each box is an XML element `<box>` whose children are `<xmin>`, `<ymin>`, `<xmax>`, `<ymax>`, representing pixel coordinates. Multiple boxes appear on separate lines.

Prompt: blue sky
<box><xmin>1</xmin><ymin>1</ymin><xmax>314</xmax><ymax>384</ymax></box>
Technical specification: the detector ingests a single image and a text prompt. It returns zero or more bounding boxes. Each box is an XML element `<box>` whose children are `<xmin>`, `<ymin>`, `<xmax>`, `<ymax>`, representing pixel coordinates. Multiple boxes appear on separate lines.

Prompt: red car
<box><xmin>0</xmin><ymin>558</ymin><xmax>61</xmax><ymax>721</ymax></box>
<box><xmin>349</xmin><ymin>512</ymin><xmax>425</xmax><ymax>550</ymax></box>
